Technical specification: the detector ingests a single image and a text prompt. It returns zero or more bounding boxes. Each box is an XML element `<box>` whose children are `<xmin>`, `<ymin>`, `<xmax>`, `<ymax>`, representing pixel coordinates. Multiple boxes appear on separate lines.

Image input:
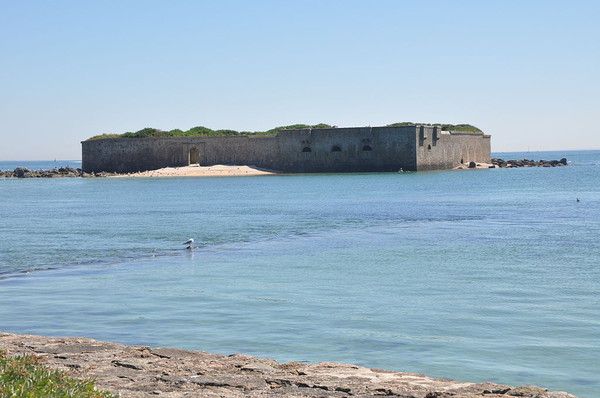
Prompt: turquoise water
<box><xmin>1</xmin><ymin>150</ymin><xmax>599</xmax><ymax>397</ymax></box>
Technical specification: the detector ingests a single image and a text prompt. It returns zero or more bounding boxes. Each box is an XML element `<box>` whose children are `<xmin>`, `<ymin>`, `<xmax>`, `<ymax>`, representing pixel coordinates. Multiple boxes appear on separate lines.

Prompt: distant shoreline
<box><xmin>0</xmin><ymin>158</ymin><xmax>569</xmax><ymax>178</ymax></box>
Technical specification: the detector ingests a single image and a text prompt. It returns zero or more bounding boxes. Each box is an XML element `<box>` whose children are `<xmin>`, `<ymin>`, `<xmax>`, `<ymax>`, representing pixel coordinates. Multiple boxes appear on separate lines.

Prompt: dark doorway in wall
<box><xmin>189</xmin><ymin>148</ymin><xmax>200</xmax><ymax>165</ymax></box>
<box><xmin>331</xmin><ymin>146</ymin><xmax>341</xmax><ymax>152</ymax></box>
<box><xmin>302</xmin><ymin>147</ymin><xmax>312</xmax><ymax>152</ymax></box>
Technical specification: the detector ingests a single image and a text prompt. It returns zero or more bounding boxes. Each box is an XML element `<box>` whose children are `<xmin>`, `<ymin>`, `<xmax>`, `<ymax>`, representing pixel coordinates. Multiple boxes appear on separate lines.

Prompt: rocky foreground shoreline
<box><xmin>0</xmin><ymin>158</ymin><xmax>569</xmax><ymax>178</ymax></box>
<box><xmin>0</xmin><ymin>333</ymin><xmax>577</xmax><ymax>398</ymax></box>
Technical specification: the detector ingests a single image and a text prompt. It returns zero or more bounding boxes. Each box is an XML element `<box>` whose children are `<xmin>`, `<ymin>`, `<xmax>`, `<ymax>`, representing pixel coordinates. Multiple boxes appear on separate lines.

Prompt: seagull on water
<box><xmin>184</xmin><ymin>238</ymin><xmax>194</xmax><ymax>249</ymax></box>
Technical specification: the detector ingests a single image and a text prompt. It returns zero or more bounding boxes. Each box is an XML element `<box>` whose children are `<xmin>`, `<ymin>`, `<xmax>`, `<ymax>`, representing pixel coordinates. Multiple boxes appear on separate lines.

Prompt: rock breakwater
<box><xmin>0</xmin><ymin>333</ymin><xmax>578</xmax><ymax>398</ymax></box>
<box><xmin>491</xmin><ymin>158</ymin><xmax>568</xmax><ymax>168</ymax></box>
<box><xmin>0</xmin><ymin>166</ymin><xmax>114</xmax><ymax>178</ymax></box>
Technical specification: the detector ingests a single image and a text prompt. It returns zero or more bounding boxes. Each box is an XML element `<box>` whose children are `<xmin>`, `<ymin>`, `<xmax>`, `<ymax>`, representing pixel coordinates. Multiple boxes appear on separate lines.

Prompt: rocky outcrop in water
<box><xmin>491</xmin><ymin>158</ymin><xmax>568</xmax><ymax>168</ymax></box>
<box><xmin>0</xmin><ymin>167</ymin><xmax>115</xmax><ymax>178</ymax></box>
<box><xmin>0</xmin><ymin>333</ymin><xmax>578</xmax><ymax>398</ymax></box>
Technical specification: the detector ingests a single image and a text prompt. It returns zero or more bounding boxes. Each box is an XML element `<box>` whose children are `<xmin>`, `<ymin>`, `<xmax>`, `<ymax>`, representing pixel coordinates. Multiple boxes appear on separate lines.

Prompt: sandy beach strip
<box><xmin>111</xmin><ymin>164</ymin><xmax>280</xmax><ymax>178</ymax></box>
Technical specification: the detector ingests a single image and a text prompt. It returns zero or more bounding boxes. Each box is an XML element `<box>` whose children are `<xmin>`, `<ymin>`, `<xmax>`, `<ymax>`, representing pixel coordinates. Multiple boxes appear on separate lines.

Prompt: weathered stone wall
<box><xmin>81</xmin><ymin>126</ymin><xmax>490</xmax><ymax>173</ymax></box>
<box><xmin>82</xmin><ymin>135</ymin><xmax>282</xmax><ymax>174</ymax></box>
<box><xmin>273</xmin><ymin>126</ymin><xmax>417</xmax><ymax>172</ymax></box>
<box><xmin>415</xmin><ymin>128</ymin><xmax>491</xmax><ymax>171</ymax></box>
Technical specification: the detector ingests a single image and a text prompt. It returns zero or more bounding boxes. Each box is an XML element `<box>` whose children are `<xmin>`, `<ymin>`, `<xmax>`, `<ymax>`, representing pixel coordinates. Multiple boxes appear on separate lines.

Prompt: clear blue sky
<box><xmin>1</xmin><ymin>0</ymin><xmax>598</xmax><ymax>160</ymax></box>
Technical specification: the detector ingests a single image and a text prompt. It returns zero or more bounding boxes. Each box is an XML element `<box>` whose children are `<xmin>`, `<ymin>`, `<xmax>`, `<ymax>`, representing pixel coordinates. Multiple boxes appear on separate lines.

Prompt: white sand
<box><xmin>111</xmin><ymin>163</ymin><xmax>495</xmax><ymax>177</ymax></box>
<box><xmin>454</xmin><ymin>162</ymin><xmax>495</xmax><ymax>170</ymax></box>
<box><xmin>111</xmin><ymin>164</ymin><xmax>279</xmax><ymax>178</ymax></box>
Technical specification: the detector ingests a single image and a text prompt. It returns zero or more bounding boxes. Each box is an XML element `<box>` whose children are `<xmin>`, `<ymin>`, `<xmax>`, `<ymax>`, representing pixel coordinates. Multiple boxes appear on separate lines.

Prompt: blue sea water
<box><xmin>0</xmin><ymin>159</ymin><xmax>82</xmax><ymax>171</ymax></box>
<box><xmin>0</xmin><ymin>150</ymin><xmax>599</xmax><ymax>397</ymax></box>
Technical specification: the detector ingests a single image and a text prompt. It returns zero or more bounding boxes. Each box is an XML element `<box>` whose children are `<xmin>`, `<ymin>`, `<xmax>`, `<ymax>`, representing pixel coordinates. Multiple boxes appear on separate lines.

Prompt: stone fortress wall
<box><xmin>81</xmin><ymin>125</ymin><xmax>491</xmax><ymax>173</ymax></box>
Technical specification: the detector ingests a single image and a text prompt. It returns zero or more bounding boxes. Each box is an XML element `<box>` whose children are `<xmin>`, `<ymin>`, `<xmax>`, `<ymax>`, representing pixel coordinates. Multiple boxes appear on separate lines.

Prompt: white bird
<box><xmin>184</xmin><ymin>238</ymin><xmax>194</xmax><ymax>249</ymax></box>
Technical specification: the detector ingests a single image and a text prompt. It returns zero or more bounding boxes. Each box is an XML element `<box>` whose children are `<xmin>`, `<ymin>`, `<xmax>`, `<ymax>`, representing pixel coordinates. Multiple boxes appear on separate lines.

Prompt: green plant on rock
<box><xmin>0</xmin><ymin>351</ymin><xmax>115</xmax><ymax>398</ymax></box>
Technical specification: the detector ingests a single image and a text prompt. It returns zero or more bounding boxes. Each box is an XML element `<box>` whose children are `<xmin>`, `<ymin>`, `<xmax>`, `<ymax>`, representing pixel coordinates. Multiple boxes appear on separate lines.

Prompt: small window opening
<box><xmin>331</xmin><ymin>146</ymin><xmax>341</xmax><ymax>152</ymax></box>
<box><xmin>362</xmin><ymin>145</ymin><xmax>372</xmax><ymax>151</ymax></box>
<box><xmin>302</xmin><ymin>147</ymin><xmax>311</xmax><ymax>152</ymax></box>
<box><xmin>427</xmin><ymin>144</ymin><xmax>432</xmax><ymax>150</ymax></box>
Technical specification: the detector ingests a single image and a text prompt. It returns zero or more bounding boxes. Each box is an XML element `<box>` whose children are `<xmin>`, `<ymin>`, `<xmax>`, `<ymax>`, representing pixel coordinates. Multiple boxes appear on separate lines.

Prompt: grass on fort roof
<box><xmin>86</xmin><ymin>123</ymin><xmax>481</xmax><ymax>141</ymax></box>
<box><xmin>386</xmin><ymin>122</ymin><xmax>482</xmax><ymax>132</ymax></box>
<box><xmin>0</xmin><ymin>351</ymin><xmax>116</xmax><ymax>398</ymax></box>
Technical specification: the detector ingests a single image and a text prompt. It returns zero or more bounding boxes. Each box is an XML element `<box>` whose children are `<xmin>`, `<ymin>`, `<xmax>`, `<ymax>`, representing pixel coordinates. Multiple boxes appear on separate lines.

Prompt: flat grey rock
<box><xmin>0</xmin><ymin>332</ymin><xmax>579</xmax><ymax>398</ymax></box>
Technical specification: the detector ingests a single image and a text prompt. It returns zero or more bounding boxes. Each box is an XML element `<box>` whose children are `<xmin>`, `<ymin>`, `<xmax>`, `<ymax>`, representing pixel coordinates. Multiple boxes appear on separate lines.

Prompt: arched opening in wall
<box><xmin>302</xmin><ymin>147</ymin><xmax>311</xmax><ymax>152</ymax></box>
<box><xmin>331</xmin><ymin>146</ymin><xmax>341</xmax><ymax>152</ymax></box>
<box><xmin>427</xmin><ymin>144</ymin><xmax>431</xmax><ymax>151</ymax></box>
<box><xmin>189</xmin><ymin>148</ymin><xmax>200</xmax><ymax>165</ymax></box>
<box><xmin>362</xmin><ymin>145</ymin><xmax>372</xmax><ymax>151</ymax></box>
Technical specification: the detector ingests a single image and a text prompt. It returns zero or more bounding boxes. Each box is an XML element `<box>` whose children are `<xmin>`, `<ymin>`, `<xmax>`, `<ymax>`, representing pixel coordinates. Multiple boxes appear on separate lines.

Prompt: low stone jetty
<box><xmin>0</xmin><ymin>166</ymin><xmax>115</xmax><ymax>178</ymax></box>
<box><xmin>491</xmin><ymin>158</ymin><xmax>568</xmax><ymax>168</ymax></box>
<box><xmin>0</xmin><ymin>333</ymin><xmax>578</xmax><ymax>398</ymax></box>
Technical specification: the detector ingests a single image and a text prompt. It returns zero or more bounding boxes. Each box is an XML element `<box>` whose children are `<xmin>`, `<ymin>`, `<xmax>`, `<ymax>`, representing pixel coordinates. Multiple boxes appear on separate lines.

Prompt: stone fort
<box><xmin>81</xmin><ymin>125</ymin><xmax>491</xmax><ymax>173</ymax></box>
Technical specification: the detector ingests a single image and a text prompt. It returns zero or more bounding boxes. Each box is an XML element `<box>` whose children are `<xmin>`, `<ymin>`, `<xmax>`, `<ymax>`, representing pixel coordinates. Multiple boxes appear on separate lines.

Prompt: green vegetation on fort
<box><xmin>86</xmin><ymin>124</ymin><xmax>334</xmax><ymax>141</ymax></box>
<box><xmin>86</xmin><ymin>122</ymin><xmax>481</xmax><ymax>140</ymax></box>
<box><xmin>0</xmin><ymin>352</ymin><xmax>116</xmax><ymax>398</ymax></box>
<box><xmin>386</xmin><ymin>122</ymin><xmax>482</xmax><ymax>132</ymax></box>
